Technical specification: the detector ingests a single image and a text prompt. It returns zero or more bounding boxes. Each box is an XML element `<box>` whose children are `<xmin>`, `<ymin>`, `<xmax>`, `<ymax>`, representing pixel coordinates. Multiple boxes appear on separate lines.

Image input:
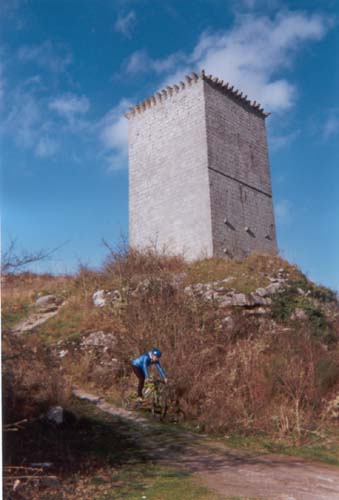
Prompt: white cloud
<box><xmin>35</xmin><ymin>137</ymin><xmax>58</xmax><ymax>157</ymax></box>
<box><xmin>114</xmin><ymin>10</ymin><xmax>136</xmax><ymax>37</ymax></box>
<box><xmin>323</xmin><ymin>112</ymin><xmax>339</xmax><ymax>140</ymax></box>
<box><xmin>18</xmin><ymin>41</ymin><xmax>72</xmax><ymax>73</ymax></box>
<box><xmin>3</xmin><ymin>89</ymin><xmax>41</xmax><ymax>149</ymax></box>
<box><xmin>49</xmin><ymin>93</ymin><xmax>90</xmax><ymax>127</ymax></box>
<box><xmin>125</xmin><ymin>12</ymin><xmax>331</xmax><ymax>113</ymax></box>
<box><xmin>269</xmin><ymin>130</ymin><xmax>300</xmax><ymax>151</ymax></box>
<box><xmin>125</xmin><ymin>49</ymin><xmax>184</xmax><ymax>75</ymax></box>
<box><xmin>0</xmin><ymin>66</ymin><xmax>4</xmax><ymax>107</ymax></box>
<box><xmin>99</xmin><ymin>99</ymin><xmax>131</xmax><ymax>171</ymax></box>
<box><xmin>275</xmin><ymin>199</ymin><xmax>293</xmax><ymax>224</ymax></box>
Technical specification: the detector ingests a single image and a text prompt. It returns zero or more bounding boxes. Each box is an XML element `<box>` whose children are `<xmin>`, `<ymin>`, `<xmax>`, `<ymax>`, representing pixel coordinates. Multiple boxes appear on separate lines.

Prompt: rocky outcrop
<box><xmin>35</xmin><ymin>294</ymin><xmax>59</xmax><ymax>312</ymax></box>
<box><xmin>184</xmin><ymin>277</ymin><xmax>287</xmax><ymax>309</ymax></box>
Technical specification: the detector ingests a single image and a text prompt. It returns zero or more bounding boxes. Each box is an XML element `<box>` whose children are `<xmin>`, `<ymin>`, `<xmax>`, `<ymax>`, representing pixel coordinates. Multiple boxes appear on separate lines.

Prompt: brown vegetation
<box><xmin>2</xmin><ymin>248</ymin><xmax>339</xmax><ymax>445</ymax></box>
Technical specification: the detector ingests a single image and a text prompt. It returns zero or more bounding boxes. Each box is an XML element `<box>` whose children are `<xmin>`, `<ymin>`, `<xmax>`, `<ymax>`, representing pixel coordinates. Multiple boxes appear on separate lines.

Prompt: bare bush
<box><xmin>3</xmin><ymin>334</ymin><xmax>72</xmax><ymax>424</ymax></box>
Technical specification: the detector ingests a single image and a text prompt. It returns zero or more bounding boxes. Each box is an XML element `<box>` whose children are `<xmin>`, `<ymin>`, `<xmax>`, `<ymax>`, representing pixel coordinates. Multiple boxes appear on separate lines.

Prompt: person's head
<box><xmin>151</xmin><ymin>348</ymin><xmax>162</xmax><ymax>361</ymax></box>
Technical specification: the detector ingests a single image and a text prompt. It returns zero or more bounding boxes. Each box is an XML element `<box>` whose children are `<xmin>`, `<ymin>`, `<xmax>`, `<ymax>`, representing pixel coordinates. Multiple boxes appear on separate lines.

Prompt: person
<box><xmin>131</xmin><ymin>348</ymin><xmax>168</xmax><ymax>400</ymax></box>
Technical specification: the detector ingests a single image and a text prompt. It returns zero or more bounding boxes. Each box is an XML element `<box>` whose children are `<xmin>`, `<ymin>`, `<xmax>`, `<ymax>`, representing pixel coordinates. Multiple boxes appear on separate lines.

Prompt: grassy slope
<box><xmin>3</xmin><ymin>252</ymin><xmax>339</xmax><ymax>500</ymax></box>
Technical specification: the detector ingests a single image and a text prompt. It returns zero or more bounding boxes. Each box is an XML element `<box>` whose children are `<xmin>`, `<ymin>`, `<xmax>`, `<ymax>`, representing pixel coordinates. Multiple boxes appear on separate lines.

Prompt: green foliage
<box><xmin>271</xmin><ymin>285</ymin><xmax>299</xmax><ymax>321</ymax></box>
<box><xmin>310</xmin><ymin>284</ymin><xmax>337</xmax><ymax>303</ymax></box>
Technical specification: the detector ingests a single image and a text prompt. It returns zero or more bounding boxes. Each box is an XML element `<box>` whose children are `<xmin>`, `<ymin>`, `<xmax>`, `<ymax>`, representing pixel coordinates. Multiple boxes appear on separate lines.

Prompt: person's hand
<box><xmin>164</xmin><ymin>378</ymin><xmax>168</xmax><ymax>384</ymax></box>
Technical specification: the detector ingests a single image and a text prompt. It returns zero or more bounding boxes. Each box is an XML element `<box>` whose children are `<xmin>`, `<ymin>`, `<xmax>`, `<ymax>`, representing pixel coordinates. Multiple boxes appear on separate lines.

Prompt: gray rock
<box><xmin>72</xmin><ymin>389</ymin><xmax>101</xmax><ymax>404</ymax></box>
<box><xmin>46</xmin><ymin>406</ymin><xmax>64</xmax><ymax>424</ymax></box>
<box><xmin>36</xmin><ymin>295</ymin><xmax>57</xmax><ymax>307</ymax></box>
<box><xmin>232</xmin><ymin>293</ymin><xmax>249</xmax><ymax>306</ymax></box>
<box><xmin>219</xmin><ymin>297</ymin><xmax>234</xmax><ymax>307</ymax></box>
<box><xmin>291</xmin><ymin>308</ymin><xmax>308</xmax><ymax>320</ymax></box>
<box><xmin>93</xmin><ymin>290</ymin><xmax>106</xmax><ymax>307</ymax></box>
<box><xmin>81</xmin><ymin>331</ymin><xmax>116</xmax><ymax>348</ymax></box>
<box><xmin>265</xmin><ymin>282</ymin><xmax>284</xmax><ymax>294</ymax></box>
<box><xmin>255</xmin><ymin>287</ymin><xmax>269</xmax><ymax>297</ymax></box>
<box><xmin>221</xmin><ymin>316</ymin><xmax>235</xmax><ymax>329</ymax></box>
<box><xmin>249</xmin><ymin>293</ymin><xmax>270</xmax><ymax>306</ymax></box>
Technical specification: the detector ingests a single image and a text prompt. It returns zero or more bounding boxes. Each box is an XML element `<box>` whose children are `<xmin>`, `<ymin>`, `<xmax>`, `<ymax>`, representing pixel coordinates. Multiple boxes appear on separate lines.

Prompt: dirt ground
<box><xmin>74</xmin><ymin>389</ymin><xmax>339</xmax><ymax>500</ymax></box>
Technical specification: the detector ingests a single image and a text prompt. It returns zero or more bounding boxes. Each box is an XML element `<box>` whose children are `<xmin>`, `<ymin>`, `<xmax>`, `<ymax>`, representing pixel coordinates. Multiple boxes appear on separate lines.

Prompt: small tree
<box><xmin>1</xmin><ymin>239</ymin><xmax>61</xmax><ymax>274</ymax></box>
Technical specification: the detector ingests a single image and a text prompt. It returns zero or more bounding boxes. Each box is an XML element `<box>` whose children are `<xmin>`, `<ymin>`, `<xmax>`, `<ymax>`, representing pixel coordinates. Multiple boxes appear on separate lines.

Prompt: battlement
<box><xmin>124</xmin><ymin>69</ymin><xmax>270</xmax><ymax>119</ymax></box>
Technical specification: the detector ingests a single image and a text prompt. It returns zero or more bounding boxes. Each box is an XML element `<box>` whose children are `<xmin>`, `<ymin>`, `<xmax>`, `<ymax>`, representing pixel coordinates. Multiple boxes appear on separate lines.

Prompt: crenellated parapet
<box><xmin>124</xmin><ymin>69</ymin><xmax>269</xmax><ymax>119</ymax></box>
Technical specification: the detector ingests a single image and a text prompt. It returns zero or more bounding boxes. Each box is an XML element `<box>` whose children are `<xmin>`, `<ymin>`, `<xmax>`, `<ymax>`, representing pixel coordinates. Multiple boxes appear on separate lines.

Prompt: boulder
<box><xmin>36</xmin><ymin>295</ymin><xmax>59</xmax><ymax>312</ymax></box>
<box><xmin>265</xmin><ymin>282</ymin><xmax>284</xmax><ymax>294</ymax></box>
<box><xmin>291</xmin><ymin>308</ymin><xmax>308</xmax><ymax>320</ymax></box>
<box><xmin>36</xmin><ymin>294</ymin><xmax>57</xmax><ymax>307</ymax></box>
<box><xmin>81</xmin><ymin>331</ymin><xmax>116</xmax><ymax>348</ymax></box>
<box><xmin>231</xmin><ymin>293</ymin><xmax>249</xmax><ymax>306</ymax></box>
<box><xmin>93</xmin><ymin>290</ymin><xmax>107</xmax><ymax>307</ymax></box>
<box><xmin>255</xmin><ymin>287</ymin><xmax>269</xmax><ymax>297</ymax></box>
<box><xmin>46</xmin><ymin>406</ymin><xmax>64</xmax><ymax>425</ymax></box>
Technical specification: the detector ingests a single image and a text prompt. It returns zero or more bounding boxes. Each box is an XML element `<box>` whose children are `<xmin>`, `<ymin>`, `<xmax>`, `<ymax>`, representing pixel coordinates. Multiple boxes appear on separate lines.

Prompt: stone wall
<box><xmin>204</xmin><ymin>80</ymin><xmax>277</xmax><ymax>258</ymax></box>
<box><xmin>128</xmin><ymin>79</ymin><xmax>214</xmax><ymax>259</ymax></box>
<box><xmin>127</xmin><ymin>73</ymin><xmax>277</xmax><ymax>260</ymax></box>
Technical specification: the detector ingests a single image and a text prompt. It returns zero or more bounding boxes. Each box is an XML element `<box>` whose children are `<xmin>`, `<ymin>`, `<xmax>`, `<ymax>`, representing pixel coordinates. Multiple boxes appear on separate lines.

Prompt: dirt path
<box><xmin>10</xmin><ymin>302</ymin><xmax>65</xmax><ymax>335</ymax></box>
<box><xmin>73</xmin><ymin>389</ymin><xmax>339</xmax><ymax>500</ymax></box>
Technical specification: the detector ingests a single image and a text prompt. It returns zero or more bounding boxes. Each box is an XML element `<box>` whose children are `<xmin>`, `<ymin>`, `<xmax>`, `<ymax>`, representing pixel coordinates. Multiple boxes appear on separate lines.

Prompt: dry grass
<box><xmin>3</xmin><ymin>249</ymin><xmax>339</xmax><ymax>442</ymax></box>
<box><xmin>185</xmin><ymin>253</ymin><xmax>304</xmax><ymax>292</ymax></box>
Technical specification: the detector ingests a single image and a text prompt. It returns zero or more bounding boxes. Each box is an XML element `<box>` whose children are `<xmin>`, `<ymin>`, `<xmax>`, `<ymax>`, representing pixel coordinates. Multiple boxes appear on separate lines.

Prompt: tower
<box><xmin>126</xmin><ymin>71</ymin><xmax>277</xmax><ymax>260</ymax></box>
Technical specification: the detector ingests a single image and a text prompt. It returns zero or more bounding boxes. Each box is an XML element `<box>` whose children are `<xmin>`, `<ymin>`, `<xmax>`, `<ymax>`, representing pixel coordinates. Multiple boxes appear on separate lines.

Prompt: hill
<box><xmin>3</xmin><ymin>250</ymin><xmax>339</xmax><ymax>435</ymax></box>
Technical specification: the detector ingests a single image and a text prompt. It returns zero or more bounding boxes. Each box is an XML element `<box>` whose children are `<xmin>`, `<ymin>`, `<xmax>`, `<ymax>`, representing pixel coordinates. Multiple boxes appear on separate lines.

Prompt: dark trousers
<box><xmin>132</xmin><ymin>366</ymin><xmax>145</xmax><ymax>397</ymax></box>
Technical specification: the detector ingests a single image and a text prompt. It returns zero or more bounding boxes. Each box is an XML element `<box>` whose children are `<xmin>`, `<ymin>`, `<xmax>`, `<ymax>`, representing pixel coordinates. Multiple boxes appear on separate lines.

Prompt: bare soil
<box><xmin>74</xmin><ymin>389</ymin><xmax>339</xmax><ymax>500</ymax></box>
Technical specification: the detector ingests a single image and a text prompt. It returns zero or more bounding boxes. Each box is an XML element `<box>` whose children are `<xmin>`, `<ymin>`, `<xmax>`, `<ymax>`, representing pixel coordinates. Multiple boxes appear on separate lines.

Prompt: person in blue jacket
<box><xmin>131</xmin><ymin>348</ymin><xmax>168</xmax><ymax>399</ymax></box>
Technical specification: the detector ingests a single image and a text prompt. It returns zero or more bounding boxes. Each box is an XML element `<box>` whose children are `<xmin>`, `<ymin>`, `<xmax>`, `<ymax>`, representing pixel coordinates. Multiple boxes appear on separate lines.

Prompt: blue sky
<box><xmin>1</xmin><ymin>0</ymin><xmax>338</xmax><ymax>290</ymax></box>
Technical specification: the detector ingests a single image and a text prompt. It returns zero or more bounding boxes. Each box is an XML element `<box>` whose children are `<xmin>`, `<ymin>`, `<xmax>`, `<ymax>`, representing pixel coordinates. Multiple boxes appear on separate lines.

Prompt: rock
<box><xmin>325</xmin><ymin>394</ymin><xmax>339</xmax><ymax>420</ymax></box>
<box><xmin>219</xmin><ymin>297</ymin><xmax>234</xmax><ymax>307</ymax></box>
<box><xmin>265</xmin><ymin>282</ymin><xmax>284</xmax><ymax>294</ymax></box>
<box><xmin>232</xmin><ymin>293</ymin><xmax>249</xmax><ymax>306</ymax></box>
<box><xmin>221</xmin><ymin>316</ymin><xmax>235</xmax><ymax>329</ymax></box>
<box><xmin>35</xmin><ymin>295</ymin><xmax>59</xmax><ymax>312</ymax></box>
<box><xmin>72</xmin><ymin>389</ymin><xmax>102</xmax><ymax>404</ymax></box>
<box><xmin>291</xmin><ymin>308</ymin><xmax>307</xmax><ymax>320</ymax></box>
<box><xmin>36</xmin><ymin>294</ymin><xmax>57</xmax><ymax>307</ymax></box>
<box><xmin>255</xmin><ymin>287</ymin><xmax>269</xmax><ymax>297</ymax></box>
<box><xmin>46</xmin><ymin>406</ymin><xmax>64</xmax><ymax>424</ymax></box>
<box><xmin>58</xmin><ymin>349</ymin><xmax>68</xmax><ymax>358</ymax></box>
<box><xmin>93</xmin><ymin>290</ymin><xmax>107</xmax><ymax>307</ymax></box>
<box><xmin>245</xmin><ymin>307</ymin><xmax>268</xmax><ymax>315</ymax></box>
<box><xmin>221</xmin><ymin>277</ymin><xmax>235</xmax><ymax>283</ymax></box>
<box><xmin>249</xmin><ymin>293</ymin><xmax>271</xmax><ymax>306</ymax></box>
<box><xmin>81</xmin><ymin>331</ymin><xmax>116</xmax><ymax>348</ymax></box>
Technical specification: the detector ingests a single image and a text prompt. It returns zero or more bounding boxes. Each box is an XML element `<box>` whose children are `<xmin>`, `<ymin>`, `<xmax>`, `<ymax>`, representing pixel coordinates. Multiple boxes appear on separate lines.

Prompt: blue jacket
<box><xmin>131</xmin><ymin>351</ymin><xmax>166</xmax><ymax>379</ymax></box>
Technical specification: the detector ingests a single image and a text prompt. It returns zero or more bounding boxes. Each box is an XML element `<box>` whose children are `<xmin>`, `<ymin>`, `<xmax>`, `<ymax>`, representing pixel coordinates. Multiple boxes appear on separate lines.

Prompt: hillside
<box><xmin>3</xmin><ymin>250</ymin><xmax>339</xmax><ymax>499</ymax></box>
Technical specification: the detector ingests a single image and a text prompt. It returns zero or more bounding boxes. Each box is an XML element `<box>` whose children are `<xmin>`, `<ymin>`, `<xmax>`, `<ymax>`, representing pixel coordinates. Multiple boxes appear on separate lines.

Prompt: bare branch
<box><xmin>1</xmin><ymin>239</ymin><xmax>68</xmax><ymax>274</ymax></box>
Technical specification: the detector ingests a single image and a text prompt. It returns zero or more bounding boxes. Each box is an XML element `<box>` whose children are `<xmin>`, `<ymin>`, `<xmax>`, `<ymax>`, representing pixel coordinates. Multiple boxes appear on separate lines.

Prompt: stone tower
<box><xmin>126</xmin><ymin>71</ymin><xmax>277</xmax><ymax>260</ymax></box>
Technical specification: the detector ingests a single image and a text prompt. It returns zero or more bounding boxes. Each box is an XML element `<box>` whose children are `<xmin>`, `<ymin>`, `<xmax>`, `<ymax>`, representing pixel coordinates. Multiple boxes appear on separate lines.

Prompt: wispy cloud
<box><xmin>18</xmin><ymin>41</ymin><xmax>72</xmax><ymax>73</ymax></box>
<box><xmin>124</xmin><ymin>49</ymin><xmax>185</xmax><ymax>75</ymax></box>
<box><xmin>275</xmin><ymin>199</ymin><xmax>293</xmax><ymax>224</ymax></box>
<box><xmin>323</xmin><ymin>110</ymin><xmax>339</xmax><ymax>139</ymax></box>
<box><xmin>35</xmin><ymin>136</ymin><xmax>59</xmax><ymax>158</ymax></box>
<box><xmin>114</xmin><ymin>10</ymin><xmax>136</xmax><ymax>38</ymax></box>
<box><xmin>269</xmin><ymin>130</ymin><xmax>300</xmax><ymax>151</ymax></box>
<box><xmin>49</xmin><ymin>93</ymin><xmax>90</xmax><ymax>129</ymax></box>
<box><xmin>235</xmin><ymin>0</ymin><xmax>281</xmax><ymax>10</ymax></box>
<box><xmin>124</xmin><ymin>12</ymin><xmax>332</xmax><ymax>112</ymax></box>
<box><xmin>99</xmin><ymin>99</ymin><xmax>131</xmax><ymax>171</ymax></box>
<box><xmin>3</xmin><ymin>89</ymin><xmax>42</xmax><ymax>149</ymax></box>
<box><xmin>0</xmin><ymin>63</ymin><xmax>5</xmax><ymax>108</ymax></box>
